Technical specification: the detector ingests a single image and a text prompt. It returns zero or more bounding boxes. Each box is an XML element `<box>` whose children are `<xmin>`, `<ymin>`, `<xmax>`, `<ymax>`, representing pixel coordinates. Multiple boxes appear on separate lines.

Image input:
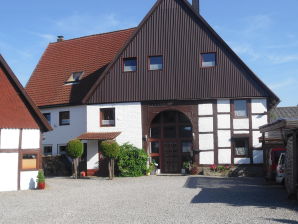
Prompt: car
<box><xmin>275</xmin><ymin>153</ymin><xmax>286</xmax><ymax>184</ymax></box>
<box><xmin>266</xmin><ymin>148</ymin><xmax>286</xmax><ymax>180</ymax></box>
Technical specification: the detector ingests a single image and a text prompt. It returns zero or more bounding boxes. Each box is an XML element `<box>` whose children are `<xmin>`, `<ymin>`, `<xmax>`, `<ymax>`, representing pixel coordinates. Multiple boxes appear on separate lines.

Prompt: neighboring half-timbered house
<box><xmin>0</xmin><ymin>55</ymin><xmax>52</xmax><ymax>191</ymax></box>
<box><xmin>26</xmin><ymin>0</ymin><xmax>279</xmax><ymax>175</ymax></box>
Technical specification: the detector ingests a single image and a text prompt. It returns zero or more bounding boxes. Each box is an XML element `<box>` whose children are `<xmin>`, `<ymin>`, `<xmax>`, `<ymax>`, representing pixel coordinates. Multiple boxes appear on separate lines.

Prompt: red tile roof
<box><xmin>77</xmin><ymin>132</ymin><xmax>121</xmax><ymax>140</ymax></box>
<box><xmin>0</xmin><ymin>55</ymin><xmax>52</xmax><ymax>131</ymax></box>
<box><xmin>26</xmin><ymin>28</ymin><xmax>135</xmax><ymax>107</ymax></box>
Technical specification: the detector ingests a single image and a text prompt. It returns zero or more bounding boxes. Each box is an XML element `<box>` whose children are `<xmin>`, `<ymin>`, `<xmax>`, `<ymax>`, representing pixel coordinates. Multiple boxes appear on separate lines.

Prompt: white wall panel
<box><xmin>199</xmin><ymin>134</ymin><xmax>214</xmax><ymax>150</ymax></box>
<box><xmin>218</xmin><ymin>130</ymin><xmax>231</xmax><ymax>147</ymax></box>
<box><xmin>199</xmin><ymin>117</ymin><xmax>213</xmax><ymax>132</ymax></box>
<box><xmin>198</xmin><ymin>104</ymin><xmax>213</xmax><ymax>115</ymax></box>
<box><xmin>233</xmin><ymin>119</ymin><xmax>249</xmax><ymax>130</ymax></box>
<box><xmin>200</xmin><ymin>151</ymin><xmax>214</xmax><ymax>165</ymax></box>
<box><xmin>217</xmin><ymin>114</ymin><xmax>230</xmax><ymax>129</ymax></box>
<box><xmin>253</xmin><ymin>131</ymin><xmax>262</xmax><ymax>148</ymax></box>
<box><xmin>233</xmin><ymin>130</ymin><xmax>250</xmax><ymax>135</ymax></box>
<box><xmin>0</xmin><ymin>129</ymin><xmax>20</xmax><ymax>149</ymax></box>
<box><xmin>253</xmin><ymin>150</ymin><xmax>264</xmax><ymax>164</ymax></box>
<box><xmin>0</xmin><ymin>153</ymin><xmax>18</xmax><ymax>191</ymax></box>
<box><xmin>234</xmin><ymin>158</ymin><xmax>250</xmax><ymax>164</ymax></box>
<box><xmin>20</xmin><ymin>171</ymin><xmax>38</xmax><ymax>190</ymax></box>
<box><xmin>22</xmin><ymin>129</ymin><xmax>40</xmax><ymax>149</ymax></box>
<box><xmin>252</xmin><ymin>115</ymin><xmax>268</xmax><ymax>129</ymax></box>
<box><xmin>217</xmin><ymin>99</ymin><xmax>230</xmax><ymax>113</ymax></box>
<box><xmin>251</xmin><ymin>99</ymin><xmax>267</xmax><ymax>113</ymax></box>
<box><xmin>218</xmin><ymin>149</ymin><xmax>231</xmax><ymax>164</ymax></box>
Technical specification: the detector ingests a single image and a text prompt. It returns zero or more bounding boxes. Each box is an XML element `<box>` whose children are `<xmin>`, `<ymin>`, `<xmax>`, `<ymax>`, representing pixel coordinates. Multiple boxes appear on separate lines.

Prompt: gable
<box><xmin>26</xmin><ymin>28</ymin><xmax>135</xmax><ymax>107</ymax></box>
<box><xmin>86</xmin><ymin>0</ymin><xmax>279</xmax><ymax>106</ymax></box>
<box><xmin>0</xmin><ymin>55</ymin><xmax>51</xmax><ymax>131</ymax></box>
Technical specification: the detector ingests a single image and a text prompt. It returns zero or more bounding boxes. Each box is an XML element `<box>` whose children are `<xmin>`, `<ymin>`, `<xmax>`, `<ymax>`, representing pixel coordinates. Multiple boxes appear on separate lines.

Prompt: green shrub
<box><xmin>37</xmin><ymin>169</ymin><xmax>45</xmax><ymax>183</ymax></box>
<box><xmin>100</xmin><ymin>140</ymin><xmax>120</xmax><ymax>159</ymax></box>
<box><xmin>117</xmin><ymin>143</ymin><xmax>148</xmax><ymax>177</ymax></box>
<box><xmin>67</xmin><ymin>139</ymin><xmax>83</xmax><ymax>159</ymax></box>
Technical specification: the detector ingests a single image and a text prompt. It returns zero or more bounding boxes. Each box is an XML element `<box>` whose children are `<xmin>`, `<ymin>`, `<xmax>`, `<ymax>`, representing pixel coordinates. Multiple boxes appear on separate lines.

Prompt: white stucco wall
<box><xmin>217</xmin><ymin>99</ymin><xmax>230</xmax><ymax>113</ymax></box>
<box><xmin>200</xmin><ymin>151</ymin><xmax>214</xmax><ymax>165</ymax></box>
<box><xmin>20</xmin><ymin>171</ymin><xmax>38</xmax><ymax>190</ymax></box>
<box><xmin>199</xmin><ymin>134</ymin><xmax>214</xmax><ymax>150</ymax></box>
<box><xmin>233</xmin><ymin>119</ymin><xmax>249</xmax><ymax>130</ymax></box>
<box><xmin>0</xmin><ymin>153</ymin><xmax>18</xmax><ymax>191</ymax></box>
<box><xmin>87</xmin><ymin>140</ymin><xmax>99</xmax><ymax>170</ymax></box>
<box><xmin>217</xmin><ymin>114</ymin><xmax>230</xmax><ymax>129</ymax></box>
<box><xmin>198</xmin><ymin>117</ymin><xmax>213</xmax><ymax>132</ymax></box>
<box><xmin>87</xmin><ymin>102</ymin><xmax>143</xmax><ymax>148</ymax></box>
<box><xmin>218</xmin><ymin>130</ymin><xmax>231</xmax><ymax>148</ymax></box>
<box><xmin>41</xmin><ymin>105</ymin><xmax>87</xmax><ymax>155</ymax></box>
<box><xmin>252</xmin><ymin>115</ymin><xmax>268</xmax><ymax>129</ymax></box>
<box><xmin>233</xmin><ymin>130</ymin><xmax>250</xmax><ymax>135</ymax></box>
<box><xmin>218</xmin><ymin>149</ymin><xmax>231</xmax><ymax>164</ymax></box>
<box><xmin>0</xmin><ymin>129</ymin><xmax>20</xmax><ymax>149</ymax></box>
<box><xmin>251</xmin><ymin>99</ymin><xmax>267</xmax><ymax>114</ymax></box>
<box><xmin>21</xmin><ymin>129</ymin><xmax>40</xmax><ymax>149</ymax></box>
<box><xmin>253</xmin><ymin>150</ymin><xmax>264</xmax><ymax>164</ymax></box>
<box><xmin>253</xmin><ymin>131</ymin><xmax>262</xmax><ymax>148</ymax></box>
<box><xmin>198</xmin><ymin>104</ymin><xmax>213</xmax><ymax>115</ymax></box>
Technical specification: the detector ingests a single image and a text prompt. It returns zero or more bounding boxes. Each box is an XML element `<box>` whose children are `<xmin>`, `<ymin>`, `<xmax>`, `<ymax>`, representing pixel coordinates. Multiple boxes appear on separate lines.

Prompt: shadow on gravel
<box><xmin>265</xmin><ymin>218</ymin><xmax>298</xmax><ymax>224</ymax></box>
<box><xmin>184</xmin><ymin>176</ymin><xmax>298</xmax><ymax>210</ymax></box>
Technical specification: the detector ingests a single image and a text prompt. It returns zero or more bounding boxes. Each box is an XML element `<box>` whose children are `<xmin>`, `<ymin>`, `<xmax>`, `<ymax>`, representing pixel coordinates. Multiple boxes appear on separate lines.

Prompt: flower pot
<box><xmin>181</xmin><ymin>169</ymin><xmax>186</xmax><ymax>174</ymax></box>
<box><xmin>38</xmin><ymin>182</ymin><xmax>45</xmax><ymax>190</ymax></box>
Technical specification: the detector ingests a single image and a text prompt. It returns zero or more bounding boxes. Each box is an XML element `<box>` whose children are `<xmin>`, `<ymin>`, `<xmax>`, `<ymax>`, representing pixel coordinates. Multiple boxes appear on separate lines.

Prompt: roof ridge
<box><xmin>49</xmin><ymin>27</ymin><xmax>136</xmax><ymax>45</ymax></box>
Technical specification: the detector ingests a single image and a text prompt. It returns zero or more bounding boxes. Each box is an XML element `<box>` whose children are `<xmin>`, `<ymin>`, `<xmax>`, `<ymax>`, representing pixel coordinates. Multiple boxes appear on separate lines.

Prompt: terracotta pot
<box><xmin>38</xmin><ymin>182</ymin><xmax>45</xmax><ymax>190</ymax></box>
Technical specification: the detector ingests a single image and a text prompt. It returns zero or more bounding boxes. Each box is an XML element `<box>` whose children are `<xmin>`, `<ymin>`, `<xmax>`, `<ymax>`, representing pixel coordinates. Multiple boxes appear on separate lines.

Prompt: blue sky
<box><xmin>0</xmin><ymin>0</ymin><xmax>297</xmax><ymax>106</ymax></box>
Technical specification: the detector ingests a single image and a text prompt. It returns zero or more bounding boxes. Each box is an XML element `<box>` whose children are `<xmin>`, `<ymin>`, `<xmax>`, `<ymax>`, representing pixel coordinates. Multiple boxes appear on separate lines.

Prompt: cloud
<box><xmin>267</xmin><ymin>54</ymin><xmax>298</xmax><ymax>64</ymax></box>
<box><xmin>268</xmin><ymin>78</ymin><xmax>297</xmax><ymax>90</ymax></box>
<box><xmin>228</xmin><ymin>42</ymin><xmax>260</xmax><ymax>61</ymax></box>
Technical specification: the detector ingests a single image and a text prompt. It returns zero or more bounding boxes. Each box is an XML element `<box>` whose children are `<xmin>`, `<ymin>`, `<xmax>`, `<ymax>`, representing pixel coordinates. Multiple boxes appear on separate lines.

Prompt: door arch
<box><xmin>148</xmin><ymin>110</ymin><xmax>193</xmax><ymax>173</ymax></box>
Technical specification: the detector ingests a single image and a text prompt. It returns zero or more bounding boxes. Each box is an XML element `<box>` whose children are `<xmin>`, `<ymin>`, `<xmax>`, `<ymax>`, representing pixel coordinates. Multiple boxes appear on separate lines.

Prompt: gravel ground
<box><xmin>0</xmin><ymin>176</ymin><xmax>297</xmax><ymax>224</ymax></box>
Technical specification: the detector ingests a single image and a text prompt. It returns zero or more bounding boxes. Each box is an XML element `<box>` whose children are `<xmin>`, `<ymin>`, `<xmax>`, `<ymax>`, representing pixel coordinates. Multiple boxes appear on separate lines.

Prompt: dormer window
<box><xmin>201</xmin><ymin>53</ymin><xmax>216</xmax><ymax>67</ymax></box>
<box><xmin>123</xmin><ymin>58</ymin><xmax>137</xmax><ymax>72</ymax></box>
<box><xmin>65</xmin><ymin>72</ymin><xmax>84</xmax><ymax>84</ymax></box>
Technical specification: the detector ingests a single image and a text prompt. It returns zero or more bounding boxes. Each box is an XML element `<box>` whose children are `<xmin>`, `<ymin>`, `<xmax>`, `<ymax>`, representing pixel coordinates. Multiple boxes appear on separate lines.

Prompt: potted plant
<box><xmin>37</xmin><ymin>169</ymin><xmax>46</xmax><ymax>190</ymax></box>
<box><xmin>182</xmin><ymin>161</ymin><xmax>192</xmax><ymax>174</ymax></box>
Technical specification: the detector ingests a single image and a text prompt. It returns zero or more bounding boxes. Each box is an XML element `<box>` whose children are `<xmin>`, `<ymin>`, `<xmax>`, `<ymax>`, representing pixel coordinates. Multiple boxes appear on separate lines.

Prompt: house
<box><xmin>0</xmin><ymin>55</ymin><xmax>52</xmax><ymax>191</ymax></box>
<box><xmin>26</xmin><ymin>0</ymin><xmax>279</xmax><ymax>175</ymax></box>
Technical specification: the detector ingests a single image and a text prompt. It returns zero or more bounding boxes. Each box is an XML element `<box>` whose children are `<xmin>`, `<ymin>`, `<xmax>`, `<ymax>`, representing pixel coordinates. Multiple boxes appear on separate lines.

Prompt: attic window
<box><xmin>65</xmin><ymin>72</ymin><xmax>84</xmax><ymax>84</ymax></box>
<box><xmin>123</xmin><ymin>58</ymin><xmax>137</xmax><ymax>72</ymax></box>
<box><xmin>201</xmin><ymin>53</ymin><xmax>216</xmax><ymax>67</ymax></box>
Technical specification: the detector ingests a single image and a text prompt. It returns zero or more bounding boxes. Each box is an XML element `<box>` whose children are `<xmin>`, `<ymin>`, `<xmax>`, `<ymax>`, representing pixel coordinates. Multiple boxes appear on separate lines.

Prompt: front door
<box><xmin>163</xmin><ymin>142</ymin><xmax>180</xmax><ymax>173</ymax></box>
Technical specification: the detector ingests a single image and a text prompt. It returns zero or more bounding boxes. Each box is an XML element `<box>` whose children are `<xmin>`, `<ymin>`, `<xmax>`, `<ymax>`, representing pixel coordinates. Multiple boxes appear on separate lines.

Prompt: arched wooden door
<box><xmin>148</xmin><ymin>110</ymin><xmax>193</xmax><ymax>173</ymax></box>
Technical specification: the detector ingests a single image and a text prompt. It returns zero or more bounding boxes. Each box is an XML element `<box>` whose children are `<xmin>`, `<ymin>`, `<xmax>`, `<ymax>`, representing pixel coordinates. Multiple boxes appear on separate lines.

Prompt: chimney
<box><xmin>57</xmin><ymin>36</ymin><xmax>64</xmax><ymax>42</ymax></box>
<box><xmin>192</xmin><ymin>0</ymin><xmax>200</xmax><ymax>14</ymax></box>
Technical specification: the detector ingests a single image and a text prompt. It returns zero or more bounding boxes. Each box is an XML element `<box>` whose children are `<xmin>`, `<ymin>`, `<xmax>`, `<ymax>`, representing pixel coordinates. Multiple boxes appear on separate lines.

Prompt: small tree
<box><xmin>100</xmin><ymin>140</ymin><xmax>120</xmax><ymax>180</ymax></box>
<box><xmin>67</xmin><ymin>139</ymin><xmax>84</xmax><ymax>179</ymax></box>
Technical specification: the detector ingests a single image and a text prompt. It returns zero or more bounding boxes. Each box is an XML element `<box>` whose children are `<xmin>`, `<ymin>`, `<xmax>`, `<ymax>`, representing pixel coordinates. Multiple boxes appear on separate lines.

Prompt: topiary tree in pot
<box><xmin>100</xmin><ymin>140</ymin><xmax>120</xmax><ymax>180</ymax></box>
<box><xmin>67</xmin><ymin>139</ymin><xmax>84</xmax><ymax>179</ymax></box>
<box><xmin>37</xmin><ymin>169</ymin><xmax>46</xmax><ymax>189</ymax></box>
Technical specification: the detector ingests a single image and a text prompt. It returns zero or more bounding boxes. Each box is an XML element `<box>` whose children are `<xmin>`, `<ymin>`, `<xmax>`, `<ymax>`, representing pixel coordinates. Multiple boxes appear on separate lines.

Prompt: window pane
<box><xmin>22</xmin><ymin>154</ymin><xmax>37</xmax><ymax>170</ymax></box>
<box><xmin>59</xmin><ymin>111</ymin><xmax>70</xmax><ymax>125</ymax></box>
<box><xmin>123</xmin><ymin>58</ymin><xmax>137</xmax><ymax>72</ymax></box>
<box><xmin>44</xmin><ymin>146</ymin><xmax>52</xmax><ymax>155</ymax></box>
<box><xmin>59</xmin><ymin>145</ymin><xmax>67</xmax><ymax>155</ymax></box>
<box><xmin>201</xmin><ymin>53</ymin><xmax>216</xmax><ymax>67</ymax></box>
<box><xmin>178</xmin><ymin>113</ymin><xmax>191</xmax><ymax>124</ymax></box>
<box><xmin>151</xmin><ymin>113</ymin><xmax>162</xmax><ymax>124</ymax></box>
<box><xmin>235</xmin><ymin>139</ymin><xmax>248</xmax><ymax>156</ymax></box>
<box><xmin>149</xmin><ymin>56</ymin><xmax>163</xmax><ymax>70</ymax></box>
<box><xmin>164</xmin><ymin>126</ymin><xmax>176</xmax><ymax>138</ymax></box>
<box><xmin>150</xmin><ymin>142</ymin><xmax>159</xmax><ymax>154</ymax></box>
<box><xmin>163</xmin><ymin>111</ymin><xmax>176</xmax><ymax>123</ymax></box>
<box><xmin>43</xmin><ymin>113</ymin><xmax>51</xmax><ymax>123</ymax></box>
<box><xmin>101</xmin><ymin>108</ymin><xmax>115</xmax><ymax>126</ymax></box>
<box><xmin>182</xmin><ymin>141</ymin><xmax>192</xmax><ymax>153</ymax></box>
<box><xmin>150</xmin><ymin>127</ymin><xmax>160</xmax><ymax>138</ymax></box>
<box><xmin>234</xmin><ymin>100</ymin><xmax>247</xmax><ymax>117</ymax></box>
<box><xmin>179</xmin><ymin>126</ymin><xmax>192</xmax><ymax>138</ymax></box>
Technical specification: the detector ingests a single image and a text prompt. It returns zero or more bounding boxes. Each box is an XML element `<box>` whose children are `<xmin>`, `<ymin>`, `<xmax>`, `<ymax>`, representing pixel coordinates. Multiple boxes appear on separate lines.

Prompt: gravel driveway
<box><xmin>0</xmin><ymin>176</ymin><xmax>297</xmax><ymax>224</ymax></box>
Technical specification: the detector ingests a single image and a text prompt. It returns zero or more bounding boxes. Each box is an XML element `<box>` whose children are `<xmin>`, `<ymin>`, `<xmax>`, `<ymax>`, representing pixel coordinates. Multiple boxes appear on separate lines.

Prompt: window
<box><xmin>123</xmin><ymin>58</ymin><xmax>137</xmax><ymax>72</ymax></box>
<box><xmin>234</xmin><ymin>100</ymin><xmax>248</xmax><ymax>117</ymax></box>
<box><xmin>58</xmin><ymin>145</ymin><xmax>67</xmax><ymax>155</ymax></box>
<box><xmin>65</xmin><ymin>72</ymin><xmax>84</xmax><ymax>84</ymax></box>
<box><xmin>100</xmin><ymin>108</ymin><xmax>115</xmax><ymax>127</ymax></box>
<box><xmin>59</xmin><ymin>111</ymin><xmax>70</xmax><ymax>126</ymax></box>
<box><xmin>43</xmin><ymin>113</ymin><xmax>51</xmax><ymax>124</ymax></box>
<box><xmin>149</xmin><ymin>56</ymin><xmax>163</xmax><ymax>70</ymax></box>
<box><xmin>43</xmin><ymin>145</ymin><xmax>52</xmax><ymax>156</ymax></box>
<box><xmin>234</xmin><ymin>138</ymin><xmax>249</xmax><ymax>157</ymax></box>
<box><xmin>22</xmin><ymin>154</ymin><xmax>37</xmax><ymax>170</ymax></box>
<box><xmin>182</xmin><ymin>141</ymin><xmax>192</xmax><ymax>153</ymax></box>
<box><xmin>201</xmin><ymin>53</ymin><xmax>216</xmax><ymax>67</ymax></box>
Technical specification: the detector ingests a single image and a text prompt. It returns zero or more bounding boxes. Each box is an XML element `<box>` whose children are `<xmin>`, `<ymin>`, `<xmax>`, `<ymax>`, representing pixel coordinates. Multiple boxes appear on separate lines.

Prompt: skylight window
<box><xmin>65</xmin><ymin>72</ymin><xmax>84</xmax><ymax>84</ymax></box>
